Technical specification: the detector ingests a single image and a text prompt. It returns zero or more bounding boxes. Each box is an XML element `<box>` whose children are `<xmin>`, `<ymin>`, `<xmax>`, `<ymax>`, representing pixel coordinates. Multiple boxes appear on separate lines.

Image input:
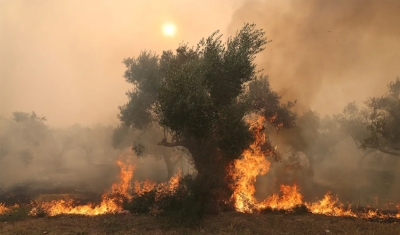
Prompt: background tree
<box><xmin>118</xmin><ymin>23</ymin><xmax>296</xmax><ymax>211</ymax></box>
<box><xmin>3</xmin><ymin>111</ymin><xmax>49</xmax><ymax>166</ymax></box>
<box><xmin>362</xmin><ymin>78</ymin><xmax>400</xmax><ymax>156</ymax></box>
<box><xmin>112</xmin><ymin>124</ymin><xmax>184</xmax><ymax>179</ymax></box>
<box><xmin>334</xmin><ymin>102</ymin><xmax>377</xmax><ymax>166</ymax></box>
<box><xmin>335</xmin><ymin>78</ymin><xmax>400</xmax><ymax>159</ymax></box>
<box><xmin>49</xmin><ymin>128</ymin><xmax>75</xmax><ymax>168</ymax></box>
<box><xmin>279</xmin><ymin>111</ymin><xmax>346</xmax><ymax>176</ymax></box>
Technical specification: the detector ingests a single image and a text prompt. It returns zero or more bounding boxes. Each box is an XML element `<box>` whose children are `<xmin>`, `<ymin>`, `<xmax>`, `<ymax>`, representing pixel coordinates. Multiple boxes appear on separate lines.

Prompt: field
<box><xmin>1</xmin><ymin>210</ymin><xmax>400</xmax><ymax>235</ymax></box>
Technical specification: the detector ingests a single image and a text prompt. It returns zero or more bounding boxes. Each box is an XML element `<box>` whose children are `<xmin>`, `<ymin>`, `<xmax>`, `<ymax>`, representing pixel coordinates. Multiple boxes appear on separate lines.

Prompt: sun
<box><xmin>162</xmin><ymin>23</ymin><xmax>177</xmax><ymax>37</ymax></box>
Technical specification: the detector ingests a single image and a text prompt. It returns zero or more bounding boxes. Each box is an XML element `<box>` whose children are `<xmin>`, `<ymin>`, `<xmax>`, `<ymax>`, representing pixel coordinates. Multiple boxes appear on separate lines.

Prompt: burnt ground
<box><xmin>1</xmin><ymin>177</ymin><xmax>400</xmax><ymax>234</ymax></box>
<box><xmin>1</xmin><ymin>211</ymin><xmax>400</xmax><ymax>235</ymax></box>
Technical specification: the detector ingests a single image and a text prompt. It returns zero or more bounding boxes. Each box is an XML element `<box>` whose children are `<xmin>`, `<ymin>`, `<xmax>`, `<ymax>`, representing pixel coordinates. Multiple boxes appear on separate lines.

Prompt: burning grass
<box><xmin>229</xmin><ymin>115</ymin><xmax>400</xmax><ymax>222</ymax></box>
<box><xmin>0</xmin><ymin>157</ymin><xmax>182</xmax><ymax>218</ymax></box>
<box><xmin>1</xmin><ymin>115</ymin><xmax>400</xmax><ymax>228</ymax></box>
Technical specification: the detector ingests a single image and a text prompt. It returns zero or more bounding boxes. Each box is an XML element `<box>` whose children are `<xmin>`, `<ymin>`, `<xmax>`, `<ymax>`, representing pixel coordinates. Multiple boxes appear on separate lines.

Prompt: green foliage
<box><xmin>335</xmin><ymin>102</ymin><xmax>370</xmax><ymax>146</ymax></box>
<box><xmin>118</xmin><ymin>23</ymin><xmax>296</xmax><ymax>210</ymax></box>
<box><xmin>131</xmin><ymin>142</ymin><xmax>146</xmax><ymax>156</ymax></box>
<box><xmin>336</xmin><ymin>78</ymin><xmax>400</xmax><ymax>157</ymax></box>
<box><xmin>119</xmin><ymin>51</ymin><xmax>161</xmax><ymax>129</ymax></box>
<box><xmin>363</xmin><ymin>78</ymin><xmax>400</xmax><ymax>154</ymax></box>
<box><xmin>111</xmin><ymin>125</ymin><xmax>133</xmax><ymax>149</ymax></box>
<box><xmin>246</xmin><ymin>76</ymin><xmax>297</xmax><ymax>128</ymax></box>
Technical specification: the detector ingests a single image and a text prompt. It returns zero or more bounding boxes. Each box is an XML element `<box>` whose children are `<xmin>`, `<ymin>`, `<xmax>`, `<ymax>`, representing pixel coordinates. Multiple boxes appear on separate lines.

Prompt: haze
<box><xmin>1</xmin><ymin>0</ymin><xmax>400</xmax><ymax>210</ymax></box>
<box><xmin>2</xmin><ymin>0</ymin><xmax>399</xmax><ymax>127</ymax></box>
<box><xmin>0</xmin><ymin>0</ymin><xmax>244</xmax><ymax>127</ymax></box>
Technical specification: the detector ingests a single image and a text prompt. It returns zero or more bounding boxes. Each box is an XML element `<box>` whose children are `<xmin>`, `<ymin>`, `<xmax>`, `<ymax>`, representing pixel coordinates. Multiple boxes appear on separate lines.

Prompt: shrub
<box><xmin>123</xmin><ymin>174</ymin><xmax>209</xmax><ymax>226</ymax></box>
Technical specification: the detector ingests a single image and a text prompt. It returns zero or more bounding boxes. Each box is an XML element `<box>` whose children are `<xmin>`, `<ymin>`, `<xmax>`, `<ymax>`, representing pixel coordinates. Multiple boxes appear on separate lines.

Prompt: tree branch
<box><xmin>158</xmin><ymin>139</ymin><xmax>187</xmax><ymax>148</ymax></box>
<box><xmin>374</xmin><ymin>146</ymin><xmax>400</xmax><ymax>157</ymax></box>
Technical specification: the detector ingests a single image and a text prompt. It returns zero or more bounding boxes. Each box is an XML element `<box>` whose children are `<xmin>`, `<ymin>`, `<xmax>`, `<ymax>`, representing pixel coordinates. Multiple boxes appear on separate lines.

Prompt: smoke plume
<box><xmin>228</xmin><ymin>0</ymin><xmax>400</xmax><ymax>114</ymax></box>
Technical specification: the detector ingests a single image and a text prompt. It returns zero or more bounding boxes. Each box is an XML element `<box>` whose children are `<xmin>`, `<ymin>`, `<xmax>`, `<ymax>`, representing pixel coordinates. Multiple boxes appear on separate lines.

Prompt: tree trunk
<box><xmin>163</xmin><ymin>153</ymin><xmax>175</xmax><ymax>180</ymax></box>
<box><xmin>158</xmin><ymin>139</ymin><xmax>234</xmax><ymax>213</ymax></box>
<box><xmin>186</xmin><ymin>142</ymin><xmax>233</xmax><ymax>214</ymax></box>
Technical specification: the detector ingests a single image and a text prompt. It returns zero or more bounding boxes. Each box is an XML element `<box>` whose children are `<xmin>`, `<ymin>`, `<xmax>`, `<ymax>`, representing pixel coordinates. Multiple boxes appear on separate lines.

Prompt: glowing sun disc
<box><xmin>162</xmin><ymin>23</ymin><xmax>176</xmax><ymax>37</ymax></box>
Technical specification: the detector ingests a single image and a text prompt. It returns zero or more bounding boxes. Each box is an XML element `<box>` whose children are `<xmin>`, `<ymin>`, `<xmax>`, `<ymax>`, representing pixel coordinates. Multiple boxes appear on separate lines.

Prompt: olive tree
<box><xmin>118</xmin><ymin>23</ymin><xmax>296</xmax><ymax>210</ymax></box>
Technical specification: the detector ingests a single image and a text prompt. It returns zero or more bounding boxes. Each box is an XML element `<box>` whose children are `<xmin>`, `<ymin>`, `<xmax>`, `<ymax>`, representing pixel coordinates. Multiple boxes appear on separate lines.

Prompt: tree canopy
<box><xmin>118</xmin><ymin>23</ymin><xmax>296</xmax><ymax>210</ymax></box>
<box><xmin>336</xmin><ymin>78</ymin><xmax>400</xmax><ymax>157</ymax></box>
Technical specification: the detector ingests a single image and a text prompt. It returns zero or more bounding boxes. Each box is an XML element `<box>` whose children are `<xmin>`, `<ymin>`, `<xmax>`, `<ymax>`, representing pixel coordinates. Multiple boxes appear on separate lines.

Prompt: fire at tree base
<box><xmin>1</xmin><ymin>117</ymin><xmax>400</xmax><ymax>222</ymax></box>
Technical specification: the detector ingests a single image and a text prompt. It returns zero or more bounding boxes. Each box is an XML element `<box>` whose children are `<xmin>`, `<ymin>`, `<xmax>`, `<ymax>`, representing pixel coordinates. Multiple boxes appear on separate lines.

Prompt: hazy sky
<box><xmin>0</xmin><ymin>0</ymin><xmax>245</xmax><ymax>126</ymax></box>
<box><xmin>1</xmin><ymin>0</ymin><xmax>399</xmax><ymax>127</ymax></box>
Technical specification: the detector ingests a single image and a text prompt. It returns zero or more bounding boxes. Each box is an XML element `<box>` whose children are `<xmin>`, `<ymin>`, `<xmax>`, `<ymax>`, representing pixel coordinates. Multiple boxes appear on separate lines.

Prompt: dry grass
<box><xmin>0</xmin><ymin>211</ymin><xmax>399</xmax><ymax>235</ymax></box>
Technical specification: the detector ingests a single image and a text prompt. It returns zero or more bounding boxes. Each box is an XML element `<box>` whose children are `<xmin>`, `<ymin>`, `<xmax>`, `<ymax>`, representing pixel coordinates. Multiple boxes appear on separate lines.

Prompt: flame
<box><xmin>27</xmin><ymin>157</ymin><xmax>183</xmax><ymax>217</ymax></box>
<box><xmin>229</xmin><ymin>114</ymin><xmax>400</xmax><ymax>220</ymax></box>
<box><xmin>261</xmin><ymin>184</ymin><xmax>303</xmax><ymax>210</ymax></box>
<box><xmin>0</xmin><ymin>203</ymin><xmax>19</xmax><ymax>215</ymax></box>
<box><xmin>29</xmin><ymin>198</ymin><xmax>121</xmax><ymax>216</ymax></box>
<box><xmin>230</xmin><ymin>116</ymin><xmax>271</xmax><ymax>212</ymax></box>
<box><xmin>30</xmin><ymin>158</ymin><xmax>135</xmax><ymax>216</ymax></box>
<box><xmin>134</xmin><ymin>179</ymin><xmax>157</xmax><ymax>195</ymax></box>
<box><xmin>111</xmin><ymin>159</ymin><xmax>135</xmax><ymax>199</ymax></box>
<box><xmin>305</xmin><ymin>192</ymin><xmax>356</xmax><ymax>217</ymax></box>
<box><xmin>0</xmin><ymin>203</ymin><xmax>10</xmax><ymax>214</ymax></box>
<box><xmin>167</xmin><ymin>168</ymin><xmax>181</xmax><ymax>191</ymax></box>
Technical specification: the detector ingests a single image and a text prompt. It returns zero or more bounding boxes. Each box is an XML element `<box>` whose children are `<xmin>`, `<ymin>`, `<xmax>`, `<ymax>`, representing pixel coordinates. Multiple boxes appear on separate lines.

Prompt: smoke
<box><xmin>1</xmin><ymin>0</ymin><xmax>223</xmax><ymax>199</ymax></box>
<box><xmin>228</xmin><ymin>0</ymin><xmax>400</xmax><ymax>114</ymax></box>
<box><xmin>0</xmin><ymin>0</ymin><xmax>242</xmax><ymax>127</ymax></box>
<box><xmin>1</xmin><ymin>0</ymin><xmax>400</xmax><ymax>209</ymax></box>
<box><xmin>228</xmin><ymin>0</ymin><xmax>400</xmax><ymax>207</ymax></box>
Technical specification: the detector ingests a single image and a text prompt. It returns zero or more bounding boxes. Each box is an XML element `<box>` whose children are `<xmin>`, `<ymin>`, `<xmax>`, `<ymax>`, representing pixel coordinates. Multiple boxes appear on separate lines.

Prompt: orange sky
<box><xmin>0</xmin><ymin>0</ymin><xmax>244</xmax><ymax>126</ymax></box>
<box><xmin>1</xmin><ymin>0</ymin><xmax>399</xmax><ymax>127</ymax></box>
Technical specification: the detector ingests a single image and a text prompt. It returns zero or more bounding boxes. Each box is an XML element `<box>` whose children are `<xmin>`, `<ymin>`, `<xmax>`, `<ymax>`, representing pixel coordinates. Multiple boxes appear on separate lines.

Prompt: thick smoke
<box><xmin>229</xmin><ymin>0</ymin><xmax>400</xmax><ymax>207</ymax></box>
<box><xmin>228</xmin><ymin>0</ymin><xmax>400</xmax><ymax>114</ymax></box>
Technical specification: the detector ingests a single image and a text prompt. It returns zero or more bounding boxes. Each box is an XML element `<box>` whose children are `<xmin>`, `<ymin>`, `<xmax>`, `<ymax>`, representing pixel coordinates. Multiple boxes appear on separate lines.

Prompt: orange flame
<box><xmin>229</xmin><ymin>115</ymin><xmax>400</xmax><ymax>220</ymax></box>
<box><xmin>111</xmin><ymin>159</ymin><xmax>135</xmax><ymax>199</ymax></box>
<box><xmin>305</xmin><ymin>192</ymin><xmax>356</xmax><ymax>217</ymax></box>
<box><xmin>260</xmin><ymin>184</ymin><xmax>303</xmax><ymax>210</ymax></box>
<box><xmin>0</xmin><ymin>203</ymin><xmax>19</xmax><ymax>215</ymax></box>
<box><xmin>29</xmin><ymin>198</ymin><xmax>121</xmax><ymax>216</ymax></box>
<box><xmin>167</xmin><ymin>168</ymin><xmax>181</xmax><ymax>192</ymax></box>
<box><xmin>133</xmin><ymin>169</ymin><xmax>181</xmax><ymax>196</ymax></box>
<box><xmin>30</xmin><ymin>158</ymin><xmax>135</xmax><ymax>216</ymax></box>
<box><xmin>230</xmin><ymin>116</ymin><xmax>271</xmax><ymax>212</ymax></box>
<box><xmin>27</xmin><ymin>159</ymin><xmax>182</xmax><ymax>217</ymax></box>
<box><xmin>134</xmin><ymin>179</ymin><xmax>157</xmax><ymax>195</ymax></box>
<box><xmin>0</xmin><ymin>203</ymin><xmax>10</xmax><ymax>214</ymax></box>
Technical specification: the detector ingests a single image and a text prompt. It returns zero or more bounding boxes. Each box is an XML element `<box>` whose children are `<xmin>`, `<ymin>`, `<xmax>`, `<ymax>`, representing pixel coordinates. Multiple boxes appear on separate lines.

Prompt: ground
<box><xmin>1</xmin><ymin>211</ymin><xmax>399</xmax><ymax>235</ymax></box>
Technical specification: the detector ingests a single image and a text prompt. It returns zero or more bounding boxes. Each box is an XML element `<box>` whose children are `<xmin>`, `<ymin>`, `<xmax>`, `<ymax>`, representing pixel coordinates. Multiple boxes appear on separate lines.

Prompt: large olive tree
<box><xmin>118</xmin><ymin>23</ymin><xmax>296</xmax><ymax>210</ymax></box>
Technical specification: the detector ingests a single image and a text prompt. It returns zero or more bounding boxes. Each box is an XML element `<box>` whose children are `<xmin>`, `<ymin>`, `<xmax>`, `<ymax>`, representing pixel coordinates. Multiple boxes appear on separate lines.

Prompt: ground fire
<box><xmin>26</xmin><ymin>156</ymin><xmax>181</xmax><ymax>216</ymax></box>
<box><xmin>229</xmin><ymin>115</ymin><xmax>400</xmax><ymax>220</ymax></box>
<box><xmin>0</xmin><ymin>117</ymin><xmax>399</xmax><ymax>220</ymax></box>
